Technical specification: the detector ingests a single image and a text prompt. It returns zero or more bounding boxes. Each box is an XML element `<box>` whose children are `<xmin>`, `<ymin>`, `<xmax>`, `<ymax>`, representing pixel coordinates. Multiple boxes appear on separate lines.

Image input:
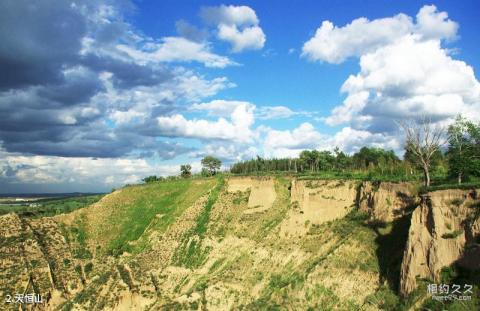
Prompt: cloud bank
<box><xmin>1</xmin><ymin>3</ymin><xmax>478</xmax><ymax>192</ymax></box>
<box><xmin>302</xmin><ymin>4</ymin><xmax>479</xmax><ymax>147</ymax></box>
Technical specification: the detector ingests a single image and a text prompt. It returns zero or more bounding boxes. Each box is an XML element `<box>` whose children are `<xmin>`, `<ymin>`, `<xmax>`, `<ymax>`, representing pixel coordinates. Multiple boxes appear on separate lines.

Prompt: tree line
<box><xmin>143</xmin><ymin>116</ymin><xmax>479</xmax><ymax>187</ymax></box>
<box><xmin>230</xmin><ymin>147</ymin><xmax>401</xmax><ymax>175</ymax></box>
<box><xmin>231</xmin><ymin>116</ymin><xmax>480</xmax><ymax>186</ymax></box>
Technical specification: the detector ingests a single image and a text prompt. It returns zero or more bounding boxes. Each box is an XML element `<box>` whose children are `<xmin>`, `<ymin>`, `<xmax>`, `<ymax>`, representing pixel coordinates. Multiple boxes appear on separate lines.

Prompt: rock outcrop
<box><xmin>400</xmin><ymin>189</ymin><xmax>480</xmax><ymax>296</ymax></box>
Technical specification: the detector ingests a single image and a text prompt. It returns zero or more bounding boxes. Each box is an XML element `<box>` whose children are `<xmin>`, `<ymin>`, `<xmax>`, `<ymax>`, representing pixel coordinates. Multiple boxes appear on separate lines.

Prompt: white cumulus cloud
<box><xmin>191</xmin><ymin>99</ymin><xmax>254</xmax><ymax>117</ymax></box>
<box><xmin>0</xmin><ymin>148</ymin><xmax>180</xmax><ymax>191</ymax></box>
<box><xmin>116</xmin><ymin>37</ymin><xmax>236</xmax><ymax>68</ymax></box>
<box><xmin>415</xmin><ymin>5</ymin><xmax>458</xmax><ymax>41</ymax></box>
<box><xmin>157</xmin><ymin>103</ymin><xmax>256</xmax><ymax>143</ymax></box>
<box><xmin>302</xmin><ymin>5</ymin><xmax>458</xmax><ymax>64</ymax></box>
<box><xmin>201</xmin><ymin>5</ymin><xmax>266</xmax><ymax>52</ymax></box>
<box><xmin>263</xmin><ymin>123</ymin><xmax>325</xmax><ymax>155</ymax></box>
<box><xmin>326</xmin><ymin>35</ymin><xmax>480</xmax><ymax>129</ymax></box>
<box><xmin>298</xmin><ymin>4</ymin><xmax>480</xmax><ymax>143</ymax></box>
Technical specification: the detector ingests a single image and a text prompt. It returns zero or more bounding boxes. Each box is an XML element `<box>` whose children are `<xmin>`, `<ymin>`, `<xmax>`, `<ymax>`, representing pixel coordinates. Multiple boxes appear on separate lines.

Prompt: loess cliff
<box><xmin>0</xmin><ymin>177</ymin><xmax>479</xmax><ymax>310</ymax></box>
<box><xmin>400</xmin><ymin>189</ymin><xmax>480</xmax><ymax>296</ymax></box>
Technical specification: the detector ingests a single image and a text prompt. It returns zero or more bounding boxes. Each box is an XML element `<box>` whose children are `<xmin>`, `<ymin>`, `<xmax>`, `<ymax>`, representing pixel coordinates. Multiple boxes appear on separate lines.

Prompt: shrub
<box><xmin>449</xmin><ymin>198</ymin><xmax>465</xmax><ymax>207</ymax></box>
<box><xmin>441</xmin><ymin>230</ymin><xmax>463</xmax><ymax>239</ymax></box>
<box><xmin>84</xmin><ymin>262</ymin><xmax>93</xmax><ymax>274</ymax></box>
<box><xmin>74</xmin><ymin>265</ymin><xmax>82</xmax><ymax>276</ymax></box>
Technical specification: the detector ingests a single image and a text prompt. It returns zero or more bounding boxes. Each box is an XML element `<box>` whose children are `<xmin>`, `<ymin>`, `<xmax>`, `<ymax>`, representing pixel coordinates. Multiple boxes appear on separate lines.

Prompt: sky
<box><xmin>1</xmin><ymin>0</ymin><xmax>479</xmax><ymax>193</ymax></box>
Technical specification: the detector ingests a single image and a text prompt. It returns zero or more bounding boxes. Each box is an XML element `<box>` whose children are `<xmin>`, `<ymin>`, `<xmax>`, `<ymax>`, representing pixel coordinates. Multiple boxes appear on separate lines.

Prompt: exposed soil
<box><xmin>1</xmin><ymin>178</ymin><xmax>479</xmax><ymax>310</ymax></box>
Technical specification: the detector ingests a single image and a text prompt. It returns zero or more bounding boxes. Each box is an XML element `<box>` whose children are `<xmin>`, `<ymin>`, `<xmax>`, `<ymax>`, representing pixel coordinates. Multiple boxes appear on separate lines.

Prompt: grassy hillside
<box><xmin>2</xmin><ymin>176</ymin><xmax>478</xmax><ymax>310</ymax></box>
<box><xmin>54</xmin><ymin>178</ymin><xmax>215</xmax><ymax>259</ymax></box>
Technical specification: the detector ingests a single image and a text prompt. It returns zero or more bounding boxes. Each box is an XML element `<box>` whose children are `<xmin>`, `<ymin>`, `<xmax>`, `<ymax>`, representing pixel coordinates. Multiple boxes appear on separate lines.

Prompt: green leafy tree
<box><xmin>447</xmin><ymin>116</ymin><xmax>480</xmax><ymax>183</ymax></box>
<box><xmin>299</xmin><ymin>150</ymin><xmax>315</xmax><ymax>171</ymax></box>
<box><xmin>201</xmin><ymin>156</ymin><xmax>221</xmax><ymax>176</ymax></box>
<box><xmin>180</xmin><ymin>164</ymin><xmax>192</xmax><ymax>178</ymax></box>
<box><xmin>319</xmin><ymin>151</ymin><xmax>336</xmax><ymax>171</ymax></box>
<box><xmin>352</xmin><ymin>147</ymin><xmax>399</xmax><ymax>170</ymax></box>
<box><xmin>333</xmin><ymin>147</ymin><xmax>351</xmax><ymax>171</ymax></box>
<box><xmin>142</xmin><ymin>175</ymin><xmax>158</xmax><ymax>183</ymax></box>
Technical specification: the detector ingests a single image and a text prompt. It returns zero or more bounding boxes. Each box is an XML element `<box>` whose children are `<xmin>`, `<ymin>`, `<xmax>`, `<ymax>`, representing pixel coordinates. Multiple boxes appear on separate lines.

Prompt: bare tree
<box><xmin>399</xmin><ymin>117</ymin><xmax>446</xmax><ymax>187</ymax></box>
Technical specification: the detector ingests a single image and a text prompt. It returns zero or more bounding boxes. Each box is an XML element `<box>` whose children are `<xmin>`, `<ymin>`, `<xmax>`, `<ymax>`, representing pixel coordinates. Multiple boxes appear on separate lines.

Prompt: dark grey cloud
<box><xmin>0</xmin><ymin>122</ymin><xmax>191</xmax><ymax>159</ymax></box>
<box><xmin>0</xmin><ymin>0</ymin><xmax>195</xmax><ymax>159</ymax></box>
<box><xmin>36</xmin><ymin>71</ymin><xmax>104</xmax><ymax>106</ymax></box>
<box><xmin>81</xmin><ymin>54</ymin><xmax>172</xmax><ymax>88</ymax></box>
<box><xmin>0</xmin><ymin>0</ymin><xmax>87</xmax><ymax>90</ymax></box>
<box><xmin>361</xmin><ymin>97</ymin><xmax>453</xmax><ymax>134</ymax></box>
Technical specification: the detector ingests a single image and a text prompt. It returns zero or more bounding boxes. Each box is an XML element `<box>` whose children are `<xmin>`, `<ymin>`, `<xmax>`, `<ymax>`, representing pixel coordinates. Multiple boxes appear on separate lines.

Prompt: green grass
<box><xmin>232</xmin><ymin>191</ymin><xmax>249</xmax><ymax>205</ymax></box>
<box><xmin>117</xmin><ymin>265</ymin><xmax>135</xmax><ymax>290</ymax></box>
<box><xmin>256</xmin><ymin>177</ymin><xmax>290</xmax><ymax>236</ymax></box>
<box><xmin>208</xmin><ymin>257</ymin><xmax>226</xmax><ymax>273</ymax></box>
<box><xmin>70</xmin><ymin>214</ymin><xmax>93</xmax><ymax>259</ymax></box>
<box><xmin>296</xmin><ymin>170</ymin><xmax>420</xmax><ymax>182</ymax></box>
<box><xmin>173</xmin><ymin>177</ymin><xmax>224</xmax><ymax>268</ymax></box>
<box><xmin>364</xmin><ymin>285</ymin><xmax>400</xmax><ymax>310</ymax></box>
<box><xmin>0</xmin><ymin>194</ymin><xmax>104</xmax><ymax>217</ymax></box>
<box><xmin>228</xmin><ymin>169</ymin><xmax>429</xmax><ymax>183</ymax></box>
<box><xmin>67</xmin><ymin>271</ymin><xmax>112</xmax><ymax>307</ymax></box>
<box><xmin>195</xmin><ymin>177</ymin><xmax>224</xmax><ymax>236</ymax></box>
<box><xmin>450</xmin><ymin>198</ymin><xmax>465</xmax><ymax>207</ymax></box>
<box><xmin>105</xmin><ymin>179</ymin><xmax>215</xmax><ymax>256</ymax></box>
<box><xmin>267</xmin><ymin>271</ymin><xmax>304</xmax><ymax>292</ymax></box>
<box><xmin>420</xmin><ymin>182</ymin><xmax>480</xmax><ymax>194</ymax></box>
<box><xmin>306</xmin><ymin>284</ymin><xmax>359</xmax><ymax>310</ymax></box>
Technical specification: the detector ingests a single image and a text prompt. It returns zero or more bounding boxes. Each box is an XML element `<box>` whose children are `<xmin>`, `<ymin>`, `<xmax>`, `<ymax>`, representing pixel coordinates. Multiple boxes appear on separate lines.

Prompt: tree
<box><xmin>400</xmin><ymin>118</ymin><xmax>445</xmax><ymax>187</ymax></box>
<box><xmin>142</xmin><ymin>175</ymin><xmax>158</xmax><ymax>183</ymax></box>
<box><xmin>180</xmin><ymin>164</ymin><xmax>192</xmax><ymax>178</ymax></box>
<box><xmin>447</xmin><ymin>116</ymin><xmax>480</xmax><ymax>183</ymax></box>
<box><xmin>317</xmin><ymin>151</ymin><xmax>335</xmax><ymax>171</ymax></box>
<box><xmin>352</xmin><ymin>147</ymin><xmax>399</xmax><ymax>171</ymax></box>
<box><xmin>299</xmin><ymin>150</ymin><xmax>315</xmax><ymax>171</ymax></box>
<box><xmin>333</xmin><ymin>147</ymin><xmax>350</xmax><ymax>171</ymax></box>
<box><xmin>201</xmin><ymin>156</ymin><xmax>221</xmax><ymax>176</ymax></box>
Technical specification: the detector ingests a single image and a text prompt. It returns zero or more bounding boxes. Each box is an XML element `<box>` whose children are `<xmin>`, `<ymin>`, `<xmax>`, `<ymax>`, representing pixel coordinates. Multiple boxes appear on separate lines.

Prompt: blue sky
<box><xmin>129</xmin><ymin>0</ymin><xmax>480</xmax><ymax>135</ymax></box>
<box><xmin>131</xmin><ymin>0</ymin><xmax>480</xmax><ymax>126</ymax></box>
<box><xmin>0</xmin><ymin>0</ymin><xmax>479</xmax><ymax>192</ymax></box>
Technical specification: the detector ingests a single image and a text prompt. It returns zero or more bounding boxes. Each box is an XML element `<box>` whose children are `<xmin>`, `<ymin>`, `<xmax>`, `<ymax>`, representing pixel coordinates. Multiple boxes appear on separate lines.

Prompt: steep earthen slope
<box><xmin>0</xmin><ymin>213</ymin><xmax>83</xmax><ymax>311</ymax></box>
<box><xmin>358</xmin><ymin>182</ymin><xmax>415</xmax><ymax>223</ymax></box>
<box><xmin>227</xmin><ymin>177</ymin><xmax>277</xmax><ymax>213</ymax></box>
<box><xmin>2</xmin><ymin>177</ymin><xmax>478</xmax><ymax>310</ymax></box>
<box><xmin>280</xmin><ymin>179</ymin><xmax>358</xmax><ymax>236</ymax></box>
<box><xmin>400</xmin><ymin>189</ymin><xmax>480</xmax><ymax>296</ymax></box>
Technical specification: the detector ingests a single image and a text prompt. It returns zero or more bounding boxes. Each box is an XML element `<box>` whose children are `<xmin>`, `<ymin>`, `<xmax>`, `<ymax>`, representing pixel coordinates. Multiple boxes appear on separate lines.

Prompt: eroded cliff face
<box><xmin>227</xmin><ymin>177</ymin><xmax>277</xmax><ymax>214</ymax></box>
<box><xmin>358</xmin><ymin>181</ymin><xmax>415</xmax><ymax>223</ymax></box>
<box><xmin>278</xmin><ymin>179</ymin><xmax>358</xmax><ymax>236</ymax></box>
<box><xmin>400</xmin><ymin>189</ymin><xmax>480</xmax><ymax>296</ymax></box>
<box><xmin>2</xmin><ymin>178</ymin><xmax>478</xmax><ymax>310</ymax></box>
